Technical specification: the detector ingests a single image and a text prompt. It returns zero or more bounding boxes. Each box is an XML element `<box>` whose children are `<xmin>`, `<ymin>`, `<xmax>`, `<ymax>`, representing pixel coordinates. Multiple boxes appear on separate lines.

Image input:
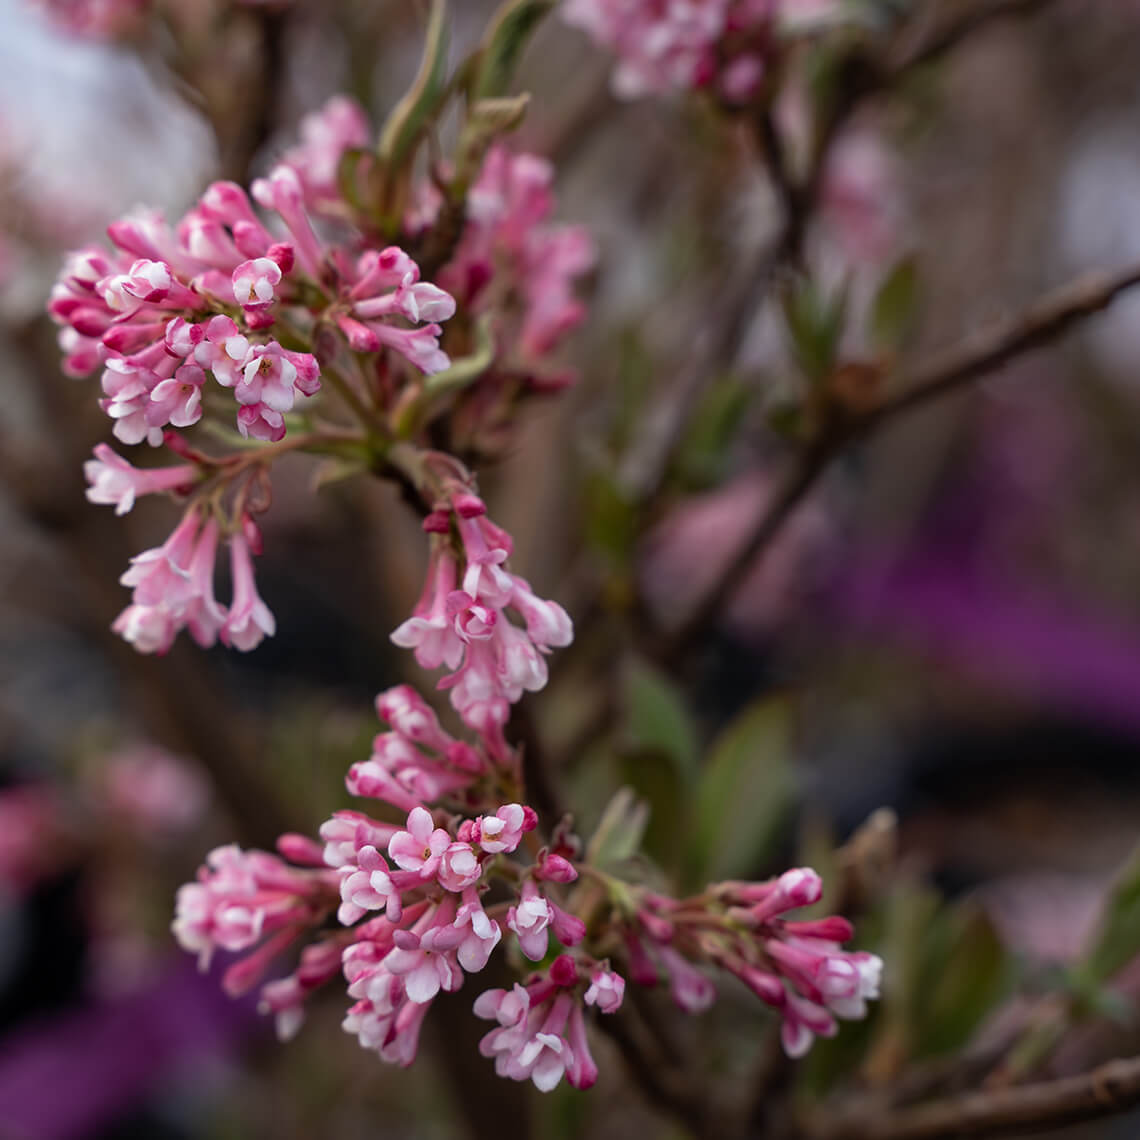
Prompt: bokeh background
<box><xmin>3</xmin><ymin>0</ymin><xmax>1140</xmax><ymax>1137</ymax></box>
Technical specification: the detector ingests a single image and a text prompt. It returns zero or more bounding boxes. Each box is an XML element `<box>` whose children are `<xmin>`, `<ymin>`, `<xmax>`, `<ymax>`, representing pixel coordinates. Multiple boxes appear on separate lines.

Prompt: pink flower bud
<box><xmin>276</xmin><ymin>833</ymin><xmax>326</xmax><ymax>867</ymax></box>
<box><xmin>535</xmin><ymin>851</ymin><xmax>578</xmax><ymax>883</ymax></box>
<box><xmin>550</xmin><ymin>954</ymin><xmax>578</xmax><ymax>987</ymax></box>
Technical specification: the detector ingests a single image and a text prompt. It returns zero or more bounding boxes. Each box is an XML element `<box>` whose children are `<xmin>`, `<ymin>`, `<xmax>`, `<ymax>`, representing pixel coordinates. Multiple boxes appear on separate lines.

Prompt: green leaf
<box><xmin>689</xmin><ymin>699</ymin><xmax>793</xmax><ymax>884</ymax></box>
<box><xmin>781</xmin><ymin>277</ymin><xmax>848</xmax><ymax>384</ymax></box>
<box><xmin>619</xmin><ymin>748</ymin><xmax>687</xmax><ymax>875</ymax></box>
<box><xmin>624</xmin><ymin>658</ymin><xmax>699</xmax><ymax>779</ymax></box>
<box><xmin>582</xmin><ymin>467</ymin><xmax>637</xmax><ymax>570</ymax></box>
<box><xmin>862</xmin><ymin>877</ymin><xmax>940</xmax><ymax>1077</ymax></box>
<box><xmin>586</xmin><ymin>786</ymin><xmax>649</xmax><ymax>870</ymax></box>
<box><xmin>870</xmin><ymin>255</ymin><xmax>919</xmax><ymax>352</ymax></box>
<box><xmin>671</xmin><ymin>376</ymin><xmax>754</xmax><ymax>491</ymax></box>
<box><xmin>1079</xmin><ymin>843</ymin><xmax>1140</xmax><ymax>986</ymax></box>
<box><xmin>915</xmin><ymin>903</ymin><xmax>1011</xmax><ymax>1056</ymax></box>
<box><xmin>470</xmin><ymin>0</ymin><xmax>556</xmax><ymax>100</ymax></box>
<box><xmin>377</xmin><ymin>0</ymin><xmax>451</xmax><ymax>169</ymax></box>
<box><xmin>395</xmin><ymin>316</ymin><xmax>497</xmax><ymax>437</ymax></box>
<box><xmin>423</xmin><ymin>315</ymin><xmax>496</xmax><ymax>398</ymax></box>
<box><xmin>336</xmin><ymin>147</ymin><xmax>380</xmax><ymax>214</ymax></box>
<box><xmin>454</xmin><ymin>93</ymin><xmax>532</xmax><ymax>191</ymax></box>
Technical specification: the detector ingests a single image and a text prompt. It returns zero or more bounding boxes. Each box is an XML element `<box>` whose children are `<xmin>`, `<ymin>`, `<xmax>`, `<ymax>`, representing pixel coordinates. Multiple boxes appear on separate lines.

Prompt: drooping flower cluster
<box><xmin>625</xmin><ymin>867</ymin><xmax>882</xmax><ymax>1057</ymax></box>
<box><xmin>563</xmin><ymin>0</ymin><xmax>843</xmax><ymax>103</ymax></box>
<box><xmin>392</xmin><ymin>488</ymin><xmax>573</xmax><ymax>735</ymax></box>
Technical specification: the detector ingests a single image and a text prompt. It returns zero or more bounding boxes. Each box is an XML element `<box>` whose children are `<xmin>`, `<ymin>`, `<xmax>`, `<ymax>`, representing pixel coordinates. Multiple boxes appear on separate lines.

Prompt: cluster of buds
<box><xmin>563</xmin><ymin>0</ymin><xmax>843</xmax><ymax>104</ymax></box>
<box><xmin>410</xmin><ymin>144</ymin><xmax>595</xmax><ymax>397</ymax></box>
<box><xmin>393</xmin><ymin>485</ymin><xmax>573</xmax><ymax>736</ymax></box>
<box><xmin>624</xmin><ymin>868</ymin><xmax>882</xmax><ymax>1057</ymax></box>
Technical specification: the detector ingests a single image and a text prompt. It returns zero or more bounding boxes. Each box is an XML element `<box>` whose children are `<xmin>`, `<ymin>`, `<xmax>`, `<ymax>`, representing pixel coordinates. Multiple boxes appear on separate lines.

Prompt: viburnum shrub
<box><xmin>46</xmin><ymin>0</ymin><xmax>882</xmax><ymax>1094</ymax></box>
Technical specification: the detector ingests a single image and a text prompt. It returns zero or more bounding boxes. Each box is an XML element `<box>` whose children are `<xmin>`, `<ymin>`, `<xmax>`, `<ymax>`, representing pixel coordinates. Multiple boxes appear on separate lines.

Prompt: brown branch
<box><xmin>888</xmin><ymin>0</ymin><xmax>1059</xmax><ymax>77</ymax></box>
<box><xmin>594</xmin><ymin>1009</ymin><xmax>727</xmax><ymax>1139</ymax></box>
<box><xmin>801</xmin><ymin>1053</ymin><xmax>1140</xmax><ymax>1140</ymax></box>
<box><xmin>662</xmin><ymin>261</ymin><xmax>1140</xmax><ymax>657</ymax></box>
<box><xmin>862</xmin><ymin>264</ymin><xmax>1140</xmax><ymax>431</ymax></box>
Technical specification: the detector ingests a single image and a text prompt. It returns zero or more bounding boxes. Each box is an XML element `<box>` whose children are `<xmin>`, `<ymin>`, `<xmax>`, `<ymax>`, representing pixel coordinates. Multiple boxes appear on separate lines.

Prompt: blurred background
<box><xmin>4</xmin><ymin>0</ymin><xmax>1140</xmax><ymax>1137</ymax></box>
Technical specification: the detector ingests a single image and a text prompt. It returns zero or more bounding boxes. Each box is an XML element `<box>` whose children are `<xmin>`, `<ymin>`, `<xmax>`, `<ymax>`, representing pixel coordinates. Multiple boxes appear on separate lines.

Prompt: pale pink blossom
<box><xmin>172</xmin><ymin>844</ymin><xmax>336</xmax><ymax>970</ymax></box>
<box><xmin>319</xmin><ymin>810</ymin><xmax>401</xmax><ymax>870</ymax></box>
<box><xmin>438</xmin><ymin>842</ymin><xmax>482</xmax><ymax>892</ymax></box>
<box><xmin>383</xmin><ymin>900</ymin><xmax>465</xmax><ymax>1003</ymax></box>
<box><xmin>584</xmin><ymin>966</ymin><xmax>625</xmax><ymax>1014</ymax></box>
<box><xmin>220</xmin><ymin>526</ymin><xmax>276</xmax><ymax>652</ymax></box>
<box><xmin>84</xmin><ymin>444</ymin><xmax>195</xmax><ymax>515</ymax></box>
<box><xmin>336</xmin><ymin>843</ymin><xmax>403</xmax><ymax>925</ymax></box>
<box><xmin>476</xmin><ymin>803</ymin><xmax>529</xmax><ymax>854</ymax></box>
<box><xmin>388</xmin><ymin>807</ymin><xmax>451</xmax><ymax>878</ymax></box>
<box><xmin>507</xmin><ymin>880</ymin><xmax>553</xmax><ymax>961</ymax></box>
<box><xmin>454</xmin><ymin>888</ymin><xmax>503</xmax><ymax>972</ymax></box>
<box><xmin>232</xmin><ymin>257</ymin><xmax>282</xmax><ymax>311</ymax></box>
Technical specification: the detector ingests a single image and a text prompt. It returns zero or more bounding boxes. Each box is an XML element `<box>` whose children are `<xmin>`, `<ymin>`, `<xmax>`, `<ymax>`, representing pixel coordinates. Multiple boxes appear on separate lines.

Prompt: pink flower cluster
<box><xmin>172</xmin><ymin>681</ymin><xmax>621</xmax><ymax>1091</ymax></box>
<box><xmin>420</xmin><ymin>145</ymin><xmax>596</xmax><ymax>388</ymax></box>
<box><xmin>627</xmin><ymin>867</ymin><xmax>882</xmax><ymax>1057</ymax></box>
<box><xmin>49</xmin><ymin>172</ymin><xmax>455</xmax><ymax>445</ymax></box>
<box><xmin>284</xmin><ymin>96</ymin><xmax>595</xmax><ymax>393</ymax></box>
<box><xmin>475</xmin><ymin>957</ymin><xmax>623</xmax><ymax>1091</ymax></box>
<box><xmin>563</xmin><ymin>0</ymin><xmax>840</xmax><ymax>103</ymax></box>
<box><xmin>392</xmin><ymin>492</ymin><xmax>573</xmax><ymax>735</ymax></box>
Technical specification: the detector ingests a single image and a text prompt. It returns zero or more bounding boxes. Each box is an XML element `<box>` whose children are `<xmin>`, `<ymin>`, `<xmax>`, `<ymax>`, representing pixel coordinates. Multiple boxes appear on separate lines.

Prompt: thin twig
<box><xmin>801</xmin><ymin>1053</ymin><xmax>1140</xmax><ymax>1140</ymax></box>
<box><xmin>663</xmin><ymin>261</ymin><xmax>1140</xmax><ymax>657</ymax></box>
<box><xmin>862</xmin><ymin>264</ymin><xmax>1140</xmax><ymax>431</ymax></box>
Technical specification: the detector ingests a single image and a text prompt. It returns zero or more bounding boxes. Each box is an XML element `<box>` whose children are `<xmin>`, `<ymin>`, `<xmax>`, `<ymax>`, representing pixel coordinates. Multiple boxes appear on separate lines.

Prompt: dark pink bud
<box><xmin>457</xmin><ymin>819</ymin><xmax>477</xmax><ymax>843</ymax></box>
<box><xmin>535</xmin><ymin>852</ymin><xmax>579</xmax><ymax>883</ymax></box>
<box><xmin>245</xmin><ymin>310</ymin><xmax>276</xmax><ymax>331</ymax></box>
<box><xmin>740</xmin><ymin>967</ymin><xmax>786</xmax><ymax>1007</ymax></box>
<box><xmin>297</xmin><ymin>939</ymin><xmax>343</xmax><ymax>986</ymax></box>
<box><xmin>335</xmin><ymin>314</ymin><xmax>380</xmax><ymax>352</ymax></box>
<box><xmin>625</xmin><ymin>931</ymin><xmax>659</xmax><ymax>987</ymax></box>
<box><xmin>521</xmin><ymin>806</ymin><xmax>539</xmax><ymax>833</ymax></box>
<box><xmin>276</xmin><ymin>833</ymin><xmax>326</xmax><ymax>866</ymax></box>
<box><xmin>552</xmin><ymin>905</ymin><xmax>586</xmax><ymax>947</ymax></box>
<box><xmin>451</xmin><ymin>492</ymin><xmax>486</xmax><ymax>519</ymax></box>
<box><xmin>102</xmin><ymin>322</ymin><xmax>164</xmax><ymax>354</ymax></box>
<box><xmin>392</xmin><ymin>929</ymin><xmax>420</xmax><ymax>951</ymax></box>
<box><xmin>639</xmin><ymin>910</ymin><xmax>674</xmax><ymax>944</ymax></box>
<box><xmin>446</xmin><ymin>741</ymin><xmax>483</xmax><ymax>773</ymax></box>
<box><xmin>550</xmin><ymin>954</ymin><xmax>578</xmax><ymax>987</ymax></box>
<box><xmin>422</xmin><ymin>510</ymin><xmax>451</xmax><ymax>533</ymax></box>
<box><xmin>241</xmin><ymin>514</ymin><xmax>264</xmax><ymax>555</ymax></box>
<box><xmin>268</xmin><ymin>242</ymin><xmax>295</xmax><ymax>275</ymax></box>
<box><xmin>232</xmin><ymin>220</ymin><xmax>270</xmax><ymax>259</ymax></box>
<box><xmin>783</xmin><ymin>917</ymin><xmax>854</xmax><ymax>943</ymax></box>
<box><xmin>72</xmin><ymin>307</ymin><xmax>114</xmax><ymax>337</ymax></box>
